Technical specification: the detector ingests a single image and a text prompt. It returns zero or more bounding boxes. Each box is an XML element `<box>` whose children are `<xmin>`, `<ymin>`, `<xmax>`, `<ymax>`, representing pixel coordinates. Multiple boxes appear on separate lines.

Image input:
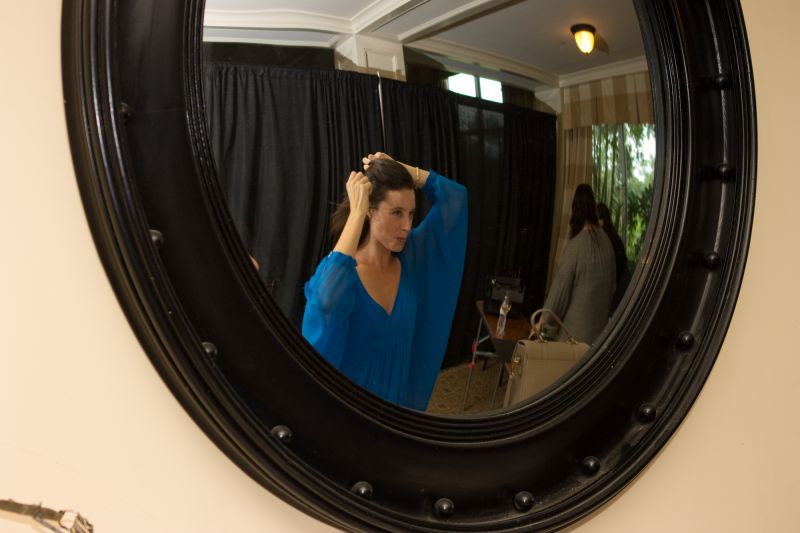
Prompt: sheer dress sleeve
<box><xmin>302</xmin><ymin>251</ymin><xmax>358</xmax><ymax>368</ymax></box>
<box><xmin>402</xmin><ymin>170</ymin><xmax>469</xmax><ymax>409</ymax></box>
<box><xmin>409</xmin><ymin>170</ymin><xmax>469</xmax><ymax>272</ymax></box>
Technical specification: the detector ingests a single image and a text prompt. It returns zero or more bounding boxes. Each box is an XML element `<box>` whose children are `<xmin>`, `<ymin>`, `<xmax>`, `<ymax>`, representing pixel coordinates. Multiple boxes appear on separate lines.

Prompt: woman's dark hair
<box><xmin>596</xmin><ymin>202</ymin><xmax>617</xmax><ymax>234</ymax></box>
<box><xmin>329</xmin><ymin>158</ymin><xmax>415</xmax><ymax>246</ymax></box>
<box><xmin>597</xmin><ymin>202</ymin><xmax>629</xmax><ymax>287</ymax></box>
<box><xmin>569</xmin><ymin>183</ymin><xmax>600</xmax><ymax>238</ymax></box>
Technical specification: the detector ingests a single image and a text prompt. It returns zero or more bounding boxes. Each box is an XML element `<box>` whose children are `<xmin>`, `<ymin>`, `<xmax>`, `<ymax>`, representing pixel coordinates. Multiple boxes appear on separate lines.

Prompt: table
<box><xmin>461</xmin><ymin>300</ymin><xmax>531</xmax><ymax>410</ymax></box>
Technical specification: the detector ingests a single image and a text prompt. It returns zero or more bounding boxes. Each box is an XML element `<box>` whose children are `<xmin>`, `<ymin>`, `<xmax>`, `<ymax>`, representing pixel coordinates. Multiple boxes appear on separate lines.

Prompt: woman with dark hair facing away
<box><xmin>533</xmin><ymin>184</ymin><xmax>616</xmax><ymax>343</ymax></box>
<box><xmin>597</xmin><ymin>202</ymin><xmax>630</xmax><ymax>314</ymax></box>
<box><xmin>302</xmin><ymin>153</ymin><xmax>468</xmax><ymax>410</ymax></box>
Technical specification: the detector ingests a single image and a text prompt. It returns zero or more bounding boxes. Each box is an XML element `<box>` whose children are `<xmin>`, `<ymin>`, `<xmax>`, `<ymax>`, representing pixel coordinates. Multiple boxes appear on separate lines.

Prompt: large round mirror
<box><xmin>62</xmin><ymin>0</ymin><xmax>755</xmax><ymax>530</ymax></box>
<box><xmin>201</xmin><ymin>0</ymin><xmax>656</xmax><ymax>415</ymax></box>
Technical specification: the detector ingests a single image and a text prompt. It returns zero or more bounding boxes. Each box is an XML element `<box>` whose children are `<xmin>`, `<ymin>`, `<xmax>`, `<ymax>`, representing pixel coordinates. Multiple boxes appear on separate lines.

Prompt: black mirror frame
<box><xmin>62</xmin><ymin>0</ymin><xmax>755</xmax><ymax>531</ymax></box>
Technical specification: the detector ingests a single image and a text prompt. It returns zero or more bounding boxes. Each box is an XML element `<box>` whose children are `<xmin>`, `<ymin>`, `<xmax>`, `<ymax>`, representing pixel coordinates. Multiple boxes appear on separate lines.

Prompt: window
<box><xmin>447</xmin><ymin>73</ymin><xmax>503</xmax><ymax>103</ymax></box>
<box><xmin>478</xmin><ymin>78</ymin><xmax>503</xmax><ymax>103</ymax></box>
<box><xmin>446</xmin><ymin>73</ymin><xmax>477</xmax><ymax>97</ymax></box>
<box><xmin>592</xmin><ymin>123</ymin><xmax>656</xmax><ymax>263</ymax></box>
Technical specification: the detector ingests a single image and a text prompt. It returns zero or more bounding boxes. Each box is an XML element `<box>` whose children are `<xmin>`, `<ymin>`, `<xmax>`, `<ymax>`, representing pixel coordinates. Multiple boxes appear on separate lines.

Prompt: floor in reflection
<box><xmin>427</xmin><ymin>360</ymin><xmax>508</xmax><ymax>415</ymax></box>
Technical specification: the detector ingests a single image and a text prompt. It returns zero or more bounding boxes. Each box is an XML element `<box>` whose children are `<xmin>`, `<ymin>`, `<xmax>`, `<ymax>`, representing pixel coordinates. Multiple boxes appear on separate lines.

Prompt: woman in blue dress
<box><xmin>302</xmin><ymin>153</ymin><xmax>468</xmax><ymax>410</ymax></box>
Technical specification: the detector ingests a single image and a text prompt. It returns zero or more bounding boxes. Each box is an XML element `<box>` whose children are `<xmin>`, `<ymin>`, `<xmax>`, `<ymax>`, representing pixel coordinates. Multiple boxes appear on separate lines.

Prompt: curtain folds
<box><xmin>203</xmin><ymin>63</ymin><xmax>383</xmax><ymax>325</ymax></box>
<box><xmin>560</xmin><ymin>71</ymin><xmax>653</xmax><ymax>130</ymax></box>
<box><xmin>203</xmin><ymin>63</ymin><xmax>557</xmax><ymax>367</ymax></box>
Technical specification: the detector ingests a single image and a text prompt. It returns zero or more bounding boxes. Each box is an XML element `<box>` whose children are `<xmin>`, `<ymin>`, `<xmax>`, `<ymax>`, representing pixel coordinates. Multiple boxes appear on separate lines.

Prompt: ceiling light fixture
<box><xmin>571</xmin><ymin>23</ymin><xmax>596</xmax><ymax>54</ymax></box>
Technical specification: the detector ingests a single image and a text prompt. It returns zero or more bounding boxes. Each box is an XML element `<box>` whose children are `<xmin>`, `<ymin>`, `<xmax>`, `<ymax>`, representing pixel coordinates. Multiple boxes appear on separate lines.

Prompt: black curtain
<box><xmin>501</xmin><ymin>83</ymin><xmax>536</xmax><ymax>110</ymax></box>
<box><xmin>381</xmin><ymin>79</ymin><xmax>556</xmax><ymax>367</ymax></box>
<box><xmin>496</xmin><ymin>107</ymin><xmax>557</xmax><ymax>311</ymax></box>
<box><xmin>452</xmin><ymin>103</ymin><xmax>509</xmax><ymax>367</ymax></box>
<box><xmin>203</xmin><ymin>63</ymin><xmax>383</xmax><ymax>326</ymax></box>
<box><xmin>203</xmin><ymin>63</ymin><xmax>556</xmax><ymax>367</ymax></box>
<box><xmin>453</xmin><ymin>102</ymin><xmax>555</xmax><ymax>366</ymax></box>
<box><xmin>403</xmin><ymin>47</ymin><xmax>453</xmax><ymax>90</ymax></box>
<box><xmin>380</xmin><ymin>78</ymin><xmax>460</xmax><ymax>226</ymax></box>
<box><xmin>203</xmin><ymin>42</ymin><xmax>335</xmax><ymax>69</ymax></box>
<box><xmin>381</xmin><ymin>80</ymin><xmax>460</xmax><ymax>175</ymax></box>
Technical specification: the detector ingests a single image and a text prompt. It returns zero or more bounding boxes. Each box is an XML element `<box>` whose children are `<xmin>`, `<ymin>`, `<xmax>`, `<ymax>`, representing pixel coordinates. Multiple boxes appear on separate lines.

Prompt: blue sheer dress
<box><xmin>302</xmin><ymin>171</ymin><xmax>468</xmax><ymax>410</ymax></box>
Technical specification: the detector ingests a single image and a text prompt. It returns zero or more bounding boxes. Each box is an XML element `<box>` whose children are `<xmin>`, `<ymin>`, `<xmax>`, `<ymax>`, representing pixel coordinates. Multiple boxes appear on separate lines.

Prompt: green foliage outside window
<box><xmin>592</xmin><ymin>123</ymin><xmax>656</xmax><ymax>264</ymax></box>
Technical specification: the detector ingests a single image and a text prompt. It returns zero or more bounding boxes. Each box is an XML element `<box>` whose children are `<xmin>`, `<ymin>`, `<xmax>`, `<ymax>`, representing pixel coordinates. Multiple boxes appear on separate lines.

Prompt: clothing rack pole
<box><xmin>376</xmin><ymin>71</ymin><xmax>387</xmax><ymax>150</ymax></box>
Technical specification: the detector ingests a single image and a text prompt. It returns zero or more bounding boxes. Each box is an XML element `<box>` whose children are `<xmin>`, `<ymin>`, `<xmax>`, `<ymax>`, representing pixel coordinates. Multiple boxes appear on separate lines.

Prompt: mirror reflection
<box><xmin>202</xmin><ymin>0</ymin><xmax>654</xmax><ymax>414</ymax></box>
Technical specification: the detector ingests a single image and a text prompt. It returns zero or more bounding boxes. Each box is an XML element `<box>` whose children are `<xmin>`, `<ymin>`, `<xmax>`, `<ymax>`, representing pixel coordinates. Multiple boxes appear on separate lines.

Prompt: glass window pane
<box><xmin>447</xmin><ymin>73</ymin><xmax>477</xmax><ymax>97</ymax></box>
<box><xmin>479</xmin><ymin>77</ymin><xmax>503</xmax><ymax>103</ymax></box>
<box><xmin>591</xmin><ymin>123</ymin><xmax>656</xmax><ymax>263</ymax></box>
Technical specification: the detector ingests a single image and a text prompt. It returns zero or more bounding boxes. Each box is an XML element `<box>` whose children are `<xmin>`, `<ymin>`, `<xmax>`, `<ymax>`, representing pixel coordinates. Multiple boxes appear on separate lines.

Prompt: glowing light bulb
<box><xmin>571</xmin><ymin>24</ymin><xmax>596</xmax><ymax>54</ymax></box>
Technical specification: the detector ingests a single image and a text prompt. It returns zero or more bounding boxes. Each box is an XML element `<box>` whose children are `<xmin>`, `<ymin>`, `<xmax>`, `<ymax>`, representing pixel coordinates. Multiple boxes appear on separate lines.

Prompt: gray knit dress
<box><xmin>543</xmin><ymin>227</ymin><xmax>616</xmax><ymax>343</ymax></box>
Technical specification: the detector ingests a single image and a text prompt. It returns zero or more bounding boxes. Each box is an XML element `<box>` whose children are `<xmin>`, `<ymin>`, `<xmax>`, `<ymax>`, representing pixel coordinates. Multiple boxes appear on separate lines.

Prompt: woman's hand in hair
<box><xmin>363</xmin><ymin>152</ymin><xmax>429</xmax><ymax>189</ymax></box>
<box><xmin>362</xmin><ymin>152</ymin><xmax>394</xmax><ymax>170</ymax></box>
<box><xmin>346</xmin><ymin>171</ymin><xmax>372</xmax><ymax>217</ymax></box>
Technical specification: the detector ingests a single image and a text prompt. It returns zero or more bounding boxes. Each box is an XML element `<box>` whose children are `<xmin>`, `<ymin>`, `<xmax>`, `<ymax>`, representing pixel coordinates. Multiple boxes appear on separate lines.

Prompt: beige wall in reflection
<box><xmin>1</xmin><ymin>1</ymin><xmax>796</xmax><ymax>532</ymax></box>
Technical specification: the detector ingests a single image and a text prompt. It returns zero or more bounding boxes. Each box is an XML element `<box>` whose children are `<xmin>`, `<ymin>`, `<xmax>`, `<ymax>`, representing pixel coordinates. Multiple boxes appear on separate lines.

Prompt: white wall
<box><xmin>2</xmin><ymin>1</ymin><xmax>797</xmax><ymax>532</ymax></box>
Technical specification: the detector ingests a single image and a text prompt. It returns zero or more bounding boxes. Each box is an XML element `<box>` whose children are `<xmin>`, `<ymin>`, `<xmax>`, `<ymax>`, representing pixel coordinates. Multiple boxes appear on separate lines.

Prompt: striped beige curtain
<box><xmin>560</xmin><ymin>71</ymin><xmax>653</xmax><ymax>130</ymax></box>
<box><xmin>547</xmin><ymin>125</ymin><xmax>593</xmax><ymax>282</ymax></box>
<box><xmin>547</xmin><ymin>72</ymin><xmax>652</xmax><ymax>285</ymax></box>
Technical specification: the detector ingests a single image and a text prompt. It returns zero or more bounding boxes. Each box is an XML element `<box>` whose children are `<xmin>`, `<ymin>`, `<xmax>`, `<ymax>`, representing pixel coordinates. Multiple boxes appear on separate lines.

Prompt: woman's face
<box><xmin>369</xmin><ymin>189</ymin><xmax>415</xmax><ymax>252</ymax></box>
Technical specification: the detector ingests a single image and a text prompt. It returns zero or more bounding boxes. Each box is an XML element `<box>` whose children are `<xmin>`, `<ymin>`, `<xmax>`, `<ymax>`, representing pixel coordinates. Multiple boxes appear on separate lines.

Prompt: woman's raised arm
<box><xmin>332</xmin><ymin>171</ymin><xmax>371</xmax><ymax>258</ymax></box>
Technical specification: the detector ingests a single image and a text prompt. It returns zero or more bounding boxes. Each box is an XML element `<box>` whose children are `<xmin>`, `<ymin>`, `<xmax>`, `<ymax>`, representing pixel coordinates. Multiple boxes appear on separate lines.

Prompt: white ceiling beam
<box><xmin>351</xmin><ymin>0</ymin><xmax>432</xmax><ymax>34</ymax></box>
<box><xmin>204</xmin><ymin>2</ymin><xmax>436</xmax><ymax>36</ymax></box>
<box><xmin>202</xmin><ymin>34</ymin><xmax>339</xmax><ymax>49</ymax></box>
<box><xmin>408</xmin><ymin>38</ymin><xmax>560</xmax><ymax>88</ymax></box>
<box><xmin>203</xmin><ymin>9</ymin><xmax>352</xmax><ymax>35</ymax></box>
<box><xmin>559</xmin><ymin>55</ymin><xmax>649</xmax><ymax>87</ymax></box>
<box><xmin>416</xmin><ymin>52</ymin><xmax>541</xmax><ymax>92</ymax></box>
<box><xmin>398</xmin><ymin>0</ymin><xmax>518</xmax><ymax>43</ymax></box>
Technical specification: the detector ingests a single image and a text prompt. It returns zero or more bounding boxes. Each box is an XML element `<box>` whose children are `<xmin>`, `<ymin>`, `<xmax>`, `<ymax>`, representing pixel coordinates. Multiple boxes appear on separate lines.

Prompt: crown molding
<box><xmin>407</xmin><ymin>37</ymin><xmax>560</xmax><ymax>87</ymax></box>
<box><xmin>203</xmin><ymin>9</ymin><xmax>352</xmax><ymax>35</ymax></box>
<box><xmin>422</xmin><ymin>53</ymin><xmax>541</xmax><ymax>92</ymax></box>
<box><xmin>351</xmin><ymin>0</ymin><xmax>430</xmax><ymax>34</ymax></box>
<box><xmin>204</xmin><ymin>2</ymin><xmax>432</xmax><ymax>36</ymax></box>
<box><xmin>202</xmin><ymin>34</ymin><xmax>338</xmax><ymax>48</ymax></box>
<box><xmin>397</xmin><ymin>0</ymin><xmax>515</xmax><ymax>43</ymax></box>
<box><xmin>559</xmin><ymin>55</ymin><xmax>649</xmax><ymax>87</ymax></box>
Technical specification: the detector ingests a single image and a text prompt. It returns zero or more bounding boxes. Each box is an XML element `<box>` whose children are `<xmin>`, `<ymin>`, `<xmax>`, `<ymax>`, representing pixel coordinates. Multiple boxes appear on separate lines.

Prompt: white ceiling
<box><xmin>203</xmin><ymin>0</ymin><xmax>646</xmax><ymax>89</ymax></box>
